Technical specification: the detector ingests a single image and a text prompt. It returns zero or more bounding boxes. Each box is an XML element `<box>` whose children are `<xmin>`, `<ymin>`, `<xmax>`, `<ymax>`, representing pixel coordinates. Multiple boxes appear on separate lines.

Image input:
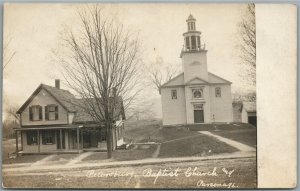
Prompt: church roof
<box><xmin>160</xmin><ymin>73</ymin><xmax>185</xmax><ymax>87</ymax></box>
<box><xmin>160</xmin><ymin>72</ymin><xmax>231</xmax><ymax>88</ymax></box>
<box><xmin>208</xmin><ymin>72</ymin><xmax>232</xmax><ymax>84</ymax></box>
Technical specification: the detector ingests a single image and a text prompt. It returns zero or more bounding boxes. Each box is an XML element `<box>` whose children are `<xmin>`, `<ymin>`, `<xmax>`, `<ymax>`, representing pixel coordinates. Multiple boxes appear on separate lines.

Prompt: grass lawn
<box><xmin>125</xmin><ymin>120</ymin><xmax>250</xmax><ymax>158</ymax></box>
<box><xmin>82</xmin><ymin>145</ymin><xmax>157</xmax><ymax>162</ymax></box>
<box><xmin>3</xmin><ymin>120</ymin><xmax>256</xmax><ymax>164</ymax></box>
<box><xmin>188</xmin><ymin>122</ymin><xmax>255</xmax><ymax>131</ymax></box>
<box><xmin>212</xmin><ymin>129</ymin><xmax>257</xmax><ymax>147</ymax></box>
<box><xmin>158</xmin><ymin>134</ymin><xmax>238</xmax><ymax>158</ymax></box>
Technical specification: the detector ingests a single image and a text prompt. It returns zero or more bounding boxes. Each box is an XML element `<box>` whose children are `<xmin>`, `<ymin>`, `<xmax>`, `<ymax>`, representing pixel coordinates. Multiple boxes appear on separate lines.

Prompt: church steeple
<box><xmin>187</xmin><ymin>14</ymin><xmax>196</xmax><ymax>31</ymax></box>
<box><xmin>181</xmin><ymin>14</ymin><xmax>208</xmax><ymax>82</ymax></box>
<box><xmin>181</xmin><ymin>14</ymin><xmax>206</xmax><ymax>57</ymax></box>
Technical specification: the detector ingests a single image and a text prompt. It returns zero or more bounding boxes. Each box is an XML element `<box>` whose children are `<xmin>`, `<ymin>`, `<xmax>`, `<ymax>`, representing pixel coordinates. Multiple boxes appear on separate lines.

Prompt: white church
<box><xmin>160</xmin><ymin>14</ymin><xmax>233</xmax><ymax>126</ymax></box>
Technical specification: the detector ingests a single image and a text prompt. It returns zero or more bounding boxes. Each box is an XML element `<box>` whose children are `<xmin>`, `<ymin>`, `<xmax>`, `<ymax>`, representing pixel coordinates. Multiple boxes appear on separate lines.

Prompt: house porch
<box><xmin>14</xmin><ymin>122</ymin><xmax>125</xmax><ymax>155</ymax></box>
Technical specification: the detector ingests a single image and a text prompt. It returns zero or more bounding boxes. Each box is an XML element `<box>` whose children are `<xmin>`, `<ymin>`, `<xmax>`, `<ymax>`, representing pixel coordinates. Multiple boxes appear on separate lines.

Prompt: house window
<box><xmin>215</xmin><ymin>87</ymin><xmax>221</xmax><ymax>97</ymax></box>
<box><xmin>27</xmin><ymin>130</ymin><xmax>38</xmax><ymax>145</ymax></box>
<box><xmin>42</xmin><ymin>130</ymin><xmax>56</xmax><ymax>145</ymax></box>
<box><xmin>45</xmin><ymin>105</ymin><xmax>58</xmax><ymax>121</ymax></box>
<box><xmin>29</xmin><ymin>105</ymin><xmax>42</xmax><ymax>121</ymax></box>
<box><xmin>192</xmin><ymin>89</ymin><xmax>203</xmax><ymax>99</ymax></box>
<box><xmin>171</xmin><ymin>90</ymin><xmax>177</xmax><ymax>99</ymax></box>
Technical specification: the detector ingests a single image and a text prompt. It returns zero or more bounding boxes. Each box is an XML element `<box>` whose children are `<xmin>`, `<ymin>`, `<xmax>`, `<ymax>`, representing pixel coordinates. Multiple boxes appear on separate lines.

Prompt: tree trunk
<box><xmin>106</xmin><ymin>121</ymin><xmax>113</xmax><ymax>159</ymax></box>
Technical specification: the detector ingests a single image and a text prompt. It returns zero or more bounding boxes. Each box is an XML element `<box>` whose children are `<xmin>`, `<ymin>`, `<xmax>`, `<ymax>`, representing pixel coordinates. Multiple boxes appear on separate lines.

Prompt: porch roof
<box><xmin>13</xmin><ymin>125</ymin><xmax>82</xmax><ymax>131</ymax></box>
<box><xmin>14</xmin><ymin>124</ymin><xmax>106</xmax><ymax>131</ymax></box>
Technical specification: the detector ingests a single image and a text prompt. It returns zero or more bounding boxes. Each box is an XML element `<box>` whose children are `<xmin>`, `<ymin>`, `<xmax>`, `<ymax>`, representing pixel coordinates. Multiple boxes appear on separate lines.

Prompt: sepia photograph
<box><xmin>2</xmin><ymin>3</ymin><xmax>258</xmax><ymax>188</ymax></box>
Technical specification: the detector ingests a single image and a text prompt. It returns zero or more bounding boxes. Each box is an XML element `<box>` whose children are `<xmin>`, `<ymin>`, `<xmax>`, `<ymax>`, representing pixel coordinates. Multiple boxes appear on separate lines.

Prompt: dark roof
<box><xmin>73</xmin><ymin>97</ymin><xmax>125</xmax><ymax>123</ymax></box>
<box><xmin>17</xmin><ymin>84</ymin><xmax>77</xmax><ymax>114</ymax></box>
<box><xmin>42</xmin><ymin>84</ymin><xmax>78</xmax><ymax>112</ymax></box>
<box><xmin>187</xmin><ymin>14</ymin><xmax>196</xmax><ymax>21</ymax></box>
<box><xmin>17</xmin><ymin>83</ymin><xmax>126</xmax><ymax>123</ymax></box>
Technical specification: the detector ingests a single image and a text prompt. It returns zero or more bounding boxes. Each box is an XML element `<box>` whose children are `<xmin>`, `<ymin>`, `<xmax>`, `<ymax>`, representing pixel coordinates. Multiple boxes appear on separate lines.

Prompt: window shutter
<box><xmin>39</xmin><ymin>106</ymin><xmax>43</xmax><ymax>120</ymax></box>
<box><xmin>45</xmin><ymin>106</ymin><xmax>49</xmax><ymax>120</ymax></box>
<box><xmin>29</xmin><ymin>106</ymin><xmax>33</xmax><ymax>121</ymax></box>
<box><xmin>55</xmin><ymin>106</ymin><xmax>59</xmax><ymax>120</ymax></box>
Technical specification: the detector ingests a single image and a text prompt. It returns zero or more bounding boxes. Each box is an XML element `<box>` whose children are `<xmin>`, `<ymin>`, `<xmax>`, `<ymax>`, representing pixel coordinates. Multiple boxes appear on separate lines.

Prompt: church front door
<box><xmin>194</xmin><ymin>110</ymin><xmax>204</xmax><ymax>123</ymax></box>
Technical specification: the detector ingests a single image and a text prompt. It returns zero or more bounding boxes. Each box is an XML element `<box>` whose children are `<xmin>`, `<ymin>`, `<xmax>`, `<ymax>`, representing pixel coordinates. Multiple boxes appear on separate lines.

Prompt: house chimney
<box><xmin>55</xmin><ymin>79</ymin><xmax>60</xmax><ymax>89</ymax></box>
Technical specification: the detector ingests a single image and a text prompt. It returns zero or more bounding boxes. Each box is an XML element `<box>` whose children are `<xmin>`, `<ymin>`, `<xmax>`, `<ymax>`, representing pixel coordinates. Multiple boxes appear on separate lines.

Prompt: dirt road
<box><xmin>3</xmin><ymin>157</ymin><xmax>257</xmax><ymax>189</ymax></box>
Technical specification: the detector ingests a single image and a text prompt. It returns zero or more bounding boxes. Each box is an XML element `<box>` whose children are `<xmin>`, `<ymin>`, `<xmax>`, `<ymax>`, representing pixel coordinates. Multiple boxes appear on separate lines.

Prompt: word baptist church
<box><xmin>160</xmin><ymin>15</ymin><xmax>233</xmax><ymax>126</ymax></box>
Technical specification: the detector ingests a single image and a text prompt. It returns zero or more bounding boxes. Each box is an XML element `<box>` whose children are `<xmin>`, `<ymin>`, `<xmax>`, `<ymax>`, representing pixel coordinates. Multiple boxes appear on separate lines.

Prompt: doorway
<box><xmin>194</xmin><ymin>110</ymin><xmax>204</xmax><ymax>123</ymax></box>
<box><xmin>248</xmin><ymin>116</ymin><xmax>257</xmax><ymax>127</ymax></box>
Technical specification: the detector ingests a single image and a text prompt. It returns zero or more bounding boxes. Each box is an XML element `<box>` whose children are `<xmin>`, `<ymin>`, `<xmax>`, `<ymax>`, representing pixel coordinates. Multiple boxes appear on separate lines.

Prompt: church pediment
<box><xmin>185</xmin><ymin>77</ymin><xmax>209</xmax><ymax>85</ymax></box>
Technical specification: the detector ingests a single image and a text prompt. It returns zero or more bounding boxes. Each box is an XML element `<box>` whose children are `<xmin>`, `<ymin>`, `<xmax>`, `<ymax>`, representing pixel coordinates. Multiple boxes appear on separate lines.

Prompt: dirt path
<box><xmin>151</xmin><ymin>145</ymin><xmax>161</xmax><ymax>158</ymax></box>
<box><xmin>31</xmin><ymin>155</ymin><xmax>57</xmax><ymax>166</ymax></box>
<box><xmin>199</xmin><ymin>131</ymin><xmax>256</xmax><ymax>152</ymax></box>
<box><xmin>67</xmin><ymin>152</ymin><xmax>94</xmax><ymax>165</ymax></box>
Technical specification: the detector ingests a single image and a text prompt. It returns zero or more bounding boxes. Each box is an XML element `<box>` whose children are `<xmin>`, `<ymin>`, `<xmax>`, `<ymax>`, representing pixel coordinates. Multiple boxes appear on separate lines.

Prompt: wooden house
<box><xmin>14</xmin><ymin>80</ymin><xmax>125</xmax><ymax>154</ymax></box>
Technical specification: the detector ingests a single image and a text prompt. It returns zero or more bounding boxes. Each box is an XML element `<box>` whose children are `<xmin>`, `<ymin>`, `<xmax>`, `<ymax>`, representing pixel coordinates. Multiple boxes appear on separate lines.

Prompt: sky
<box><xmin>3</xmin><ymin>3</ymin><xmax>252</xmax><ymax>120</ymax></box>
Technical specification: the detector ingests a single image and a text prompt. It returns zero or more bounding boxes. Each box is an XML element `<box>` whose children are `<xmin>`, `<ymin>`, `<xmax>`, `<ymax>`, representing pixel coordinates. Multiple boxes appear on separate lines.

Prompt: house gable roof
<box><xmin>17</xmin><ymin>83</ymin><xmax>126</xmax><ymax>124</ymax></box>
<box><xmin>17</xmin><ymin>84</ymin><xmax>78</xmax><ymax>114</ymax></box>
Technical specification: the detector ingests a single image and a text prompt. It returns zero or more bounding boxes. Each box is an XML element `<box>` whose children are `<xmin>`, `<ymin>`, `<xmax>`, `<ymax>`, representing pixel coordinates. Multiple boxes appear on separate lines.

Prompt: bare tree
<box><xmin>58</xmin><ymin>6</ymin><xmax>140</xmax><ymax>158</ymax></box>
<box><xmin>6</xmin><ymin>106</ymin><xmax>21</xmax><ymax>123</ymax></box>
<box><xmin>3</xmin><ymin>37</ymin><xmax>16</xmax><ymax>70</ymax></box>
<box><xmin>238</xmin><ymin>3</ymin><xmax>256</xmax><ymax>86</ymax></box>
<box><xmin>147</xmin><ymin>57</ymin><xmax>180</xmax><ymax>93</ymax></box>
<box><xmin>127</xmin><ymin>101</ymin><xmax>155</xmax><ymax>121</ymax></box>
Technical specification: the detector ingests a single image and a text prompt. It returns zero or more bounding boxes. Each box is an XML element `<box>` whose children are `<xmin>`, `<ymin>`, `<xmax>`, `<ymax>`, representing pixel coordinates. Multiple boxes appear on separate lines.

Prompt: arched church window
<box><xmin>215</xmin><ymin>87</ymin><xmax>221</xmax><ymax>97</ymax></box>
<box><xmin>192</xmin><ymin>89</ymin><xmax>203</xmax><ymax>98</ymax></box>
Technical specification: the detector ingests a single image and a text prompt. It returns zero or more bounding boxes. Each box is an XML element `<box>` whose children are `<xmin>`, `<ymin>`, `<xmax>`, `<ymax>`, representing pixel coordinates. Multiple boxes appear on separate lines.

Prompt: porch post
<box><xmin>81</xmin><ymin>129</ymin><xmax>83</xmax><ymax>149</ymax></box>
<box><xmin>20</xmin><ymin>131</ymin><xmax>23</xmax><ymax>151</ymax></box>
<box><xmin>37</xmin><ymin>130</ymin><xmax>40</xmax><ymax>153</ymax></box>
<box><xmin>77</xmin><ymin>127</ymin><xmax>80</xmax><ymax>153</ymax></box>
<box><xmin>15</xmin><ymin>131</ymin><xmax>18</xmax><ymax>154</ymax></box>
<box><xmin>60</xmin><ymin>129</ymin><xmax>63</xmax><ymax>150</ymax></box>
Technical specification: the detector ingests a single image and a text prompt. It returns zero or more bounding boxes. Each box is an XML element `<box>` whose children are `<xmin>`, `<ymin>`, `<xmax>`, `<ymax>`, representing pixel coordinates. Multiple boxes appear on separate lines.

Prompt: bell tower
<box><xmin>181</xmin><ymin>14</ymin><xmax>208</xmax><ymax>83</ymax></box>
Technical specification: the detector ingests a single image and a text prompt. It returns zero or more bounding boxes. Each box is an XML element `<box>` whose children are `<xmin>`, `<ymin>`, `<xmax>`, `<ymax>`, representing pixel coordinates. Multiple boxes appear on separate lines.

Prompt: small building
<box><xmin>241</xmin><ymin>101</ymin><xmax>257</xmax><ymax>127</ymax></box>
<box><xmin>15</xmin><ymin>80</ymin><xmax>125</xmax><ymax>154</ymax></box>
<box><xmin>232</xmin><ymin>101</ymin><xmax>257</xmax><ymax>127</ymax></box>
<box><xmin>160</xmin><ymin>14</ymin><xmax>233</xmax><ymax>126</ymax></box>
